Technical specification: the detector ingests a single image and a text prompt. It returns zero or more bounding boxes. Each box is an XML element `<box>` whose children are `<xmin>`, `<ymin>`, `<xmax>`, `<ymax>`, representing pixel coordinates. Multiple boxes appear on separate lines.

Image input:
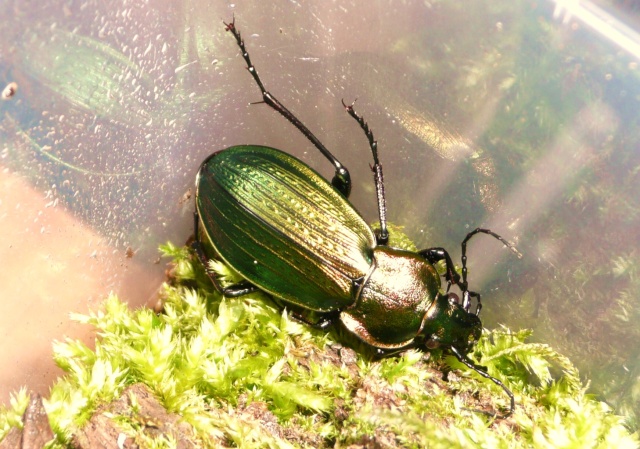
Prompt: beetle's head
<box><xmin>417</xmin><ymin>293</ymin><xmax>515</xmax><ymax>419</ymax></box>
<box><xmin>419</xmin><ymin>293</ymin><xmax>482</xmax><ymax>355</ymax></box>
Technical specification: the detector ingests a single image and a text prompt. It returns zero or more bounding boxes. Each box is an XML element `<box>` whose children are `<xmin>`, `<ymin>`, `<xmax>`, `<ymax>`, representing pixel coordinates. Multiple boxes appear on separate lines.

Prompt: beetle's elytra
<box><xmin>192</xmin><ymin>18</ymin><xmax>521</xmax><ymax>418</ymax></box>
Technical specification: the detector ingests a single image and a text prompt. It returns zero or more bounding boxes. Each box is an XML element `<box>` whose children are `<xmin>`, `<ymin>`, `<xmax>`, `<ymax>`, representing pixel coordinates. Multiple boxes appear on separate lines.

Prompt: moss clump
<box><xmin>0</xmin><ymin>242</ymin><xmax>637</xmax><ymax>448</ymax></box>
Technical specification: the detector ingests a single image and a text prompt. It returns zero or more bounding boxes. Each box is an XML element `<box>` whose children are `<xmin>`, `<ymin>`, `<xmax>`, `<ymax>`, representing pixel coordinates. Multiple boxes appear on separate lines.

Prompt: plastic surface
<box><xmin>1</xmin><ymin>0</ymin><xmax>639</xmax><ymax>421</ymax></box>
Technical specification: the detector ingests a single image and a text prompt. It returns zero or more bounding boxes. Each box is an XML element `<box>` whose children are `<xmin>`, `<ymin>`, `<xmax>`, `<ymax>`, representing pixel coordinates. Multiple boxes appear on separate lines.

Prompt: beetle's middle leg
<box><xmin>270</xmin><ymin>296</ymin><xmax>339</xmax><ymax>330</ymax></box>
<box><xmin>192</xmin><ymin>212</ymin><xmax>259</xmax><ymax>297</ymax></box>
<box><xmin>224</xmin><ymin>18</ymin><xmax>352</xmax><ymax>198</ymax></box>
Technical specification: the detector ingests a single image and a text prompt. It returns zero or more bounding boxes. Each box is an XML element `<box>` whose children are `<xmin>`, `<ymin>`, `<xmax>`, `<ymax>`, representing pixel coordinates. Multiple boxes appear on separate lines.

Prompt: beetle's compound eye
<box><xmin>425</xmin><ymin>337</ymin><xmax>440</xmax><ymax>349</ymax></box>
<box><xmin>448</xmin><ymin>292</ymin><xmax>460</xmax><ymax>306</ymax></box>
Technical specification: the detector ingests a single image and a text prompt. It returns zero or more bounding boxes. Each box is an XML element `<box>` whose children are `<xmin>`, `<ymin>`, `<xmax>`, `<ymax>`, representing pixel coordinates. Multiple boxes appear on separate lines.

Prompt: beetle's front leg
<box><xmin>192</xmin><ymin>212</ymin><xmax>259</xmax><ymax>297</ymax></box>
<box><xmin>418</xmin><ymin>247</ymin><xmax>463</xmax><ymax>288</ymax></box>
<box><xmin>419</xmin><ymin>247</ymin><xmax>483</xmax><ymax>313</ymax></box>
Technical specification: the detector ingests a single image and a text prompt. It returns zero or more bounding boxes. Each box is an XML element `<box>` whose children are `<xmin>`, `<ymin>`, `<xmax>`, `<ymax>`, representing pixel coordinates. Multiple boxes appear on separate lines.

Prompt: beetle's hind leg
<box><xmin>192</xmin><ymin>212</ymin><xmax>259</xmax><ymax>297</ymax></box>
<box><xmin>224</xmin><ymin>18</ymin><xmax>352</xmax><ymax>198</ymax></box>
<box><xmin>341</xmin><ymin>99</ymin><xmax>389</xmax><ymax>244</ymax></box>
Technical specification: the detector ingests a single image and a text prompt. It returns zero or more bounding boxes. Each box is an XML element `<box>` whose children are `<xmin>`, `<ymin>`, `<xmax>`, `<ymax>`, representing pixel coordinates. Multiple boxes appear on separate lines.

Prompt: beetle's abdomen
<box><xmin>196</xmin><ymin>145</ymin><xmax>376</xmax><ymax>311</ymax></box>
<box><xmin>340</xmin><ymin>247</ymin><xmax>441</xmax><ymax>348</ymax></box>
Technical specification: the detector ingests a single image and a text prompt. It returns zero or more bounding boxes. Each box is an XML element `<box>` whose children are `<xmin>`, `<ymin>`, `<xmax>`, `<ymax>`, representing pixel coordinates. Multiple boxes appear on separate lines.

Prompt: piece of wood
<box><xmin>71</xmin><ymin>384</ymin><xmax>195</xmax><ymax>449</ymax></box>
<box><xmin>21</xmin><ymin>394</ymin><xmax>54</xmax><ymax>449</ymax></box>
<box><xmin>0</xmin><ymin>393</ymin><xmax>54</xmax><ymax>449</ymax></box>
<box><xmin>0</xmin><ymin>426</ymin><xmax>22</xmax><ymax>449</ymax></box>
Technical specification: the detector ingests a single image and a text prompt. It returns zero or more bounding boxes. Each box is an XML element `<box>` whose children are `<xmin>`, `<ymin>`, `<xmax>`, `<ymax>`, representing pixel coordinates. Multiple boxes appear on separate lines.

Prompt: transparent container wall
<box><xmin>1</xmin><ymin>0</ymin><xmax>639</xmax><ymax>421</ymax></box>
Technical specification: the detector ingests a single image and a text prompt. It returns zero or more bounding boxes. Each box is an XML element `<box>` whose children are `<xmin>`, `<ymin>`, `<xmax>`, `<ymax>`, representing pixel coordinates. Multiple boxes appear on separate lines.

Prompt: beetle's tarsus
<box><xmin>341</xmin><ymin>97</ymin><xmax>358</xmax><ymax>111</ymax></box>
<box><xmin>223</xmin><ymin>17</ymin><xmax>235</xmax><ymax>32</ymax></box>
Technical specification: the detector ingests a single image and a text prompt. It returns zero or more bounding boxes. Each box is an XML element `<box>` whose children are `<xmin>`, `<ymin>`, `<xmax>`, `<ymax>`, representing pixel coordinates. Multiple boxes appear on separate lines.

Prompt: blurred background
<box><xmin>1</xmin><ymin>0</ymin><xmax>639</xmax><ymax>427</ymax></box>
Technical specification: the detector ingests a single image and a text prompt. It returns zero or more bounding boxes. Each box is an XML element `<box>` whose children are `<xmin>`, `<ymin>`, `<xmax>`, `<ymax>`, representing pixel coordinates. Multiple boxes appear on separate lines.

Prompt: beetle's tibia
<box><xmin>341</xmin><ymin>99</ymin><xmax>389</xmax><ymax>241</ymax></box>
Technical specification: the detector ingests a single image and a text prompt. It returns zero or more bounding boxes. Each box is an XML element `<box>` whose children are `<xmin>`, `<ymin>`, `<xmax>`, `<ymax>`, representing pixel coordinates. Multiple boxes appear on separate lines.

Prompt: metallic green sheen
<box><xmin>421</xmin><ymin>295</ymin><xmax>482</xmax><ymax>351</ymax></box>
<box><xmin>340</xmin><ymin>247</ymin><xmax>442</xmax><ymax>348</ymax></box>
<box><xmin>196</xmin><ymin>145</ymin><xmax>376</xmax><ymax>311</ymax></box>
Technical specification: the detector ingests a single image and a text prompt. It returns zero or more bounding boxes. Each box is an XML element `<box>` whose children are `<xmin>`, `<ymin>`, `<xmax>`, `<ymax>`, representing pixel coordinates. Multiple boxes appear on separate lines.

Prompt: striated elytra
<box><xmin>192</xmin><ymin>18</ymin><xmax>521</xmax><ymax>418</ymax></box>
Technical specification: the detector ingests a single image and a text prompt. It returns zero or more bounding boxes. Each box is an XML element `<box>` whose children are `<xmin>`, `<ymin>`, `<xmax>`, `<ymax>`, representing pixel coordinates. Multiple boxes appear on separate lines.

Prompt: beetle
<box><xmin>192</xmin><ymin>18</ymin><xmax>521</xmax><ymax>418</ymax></box>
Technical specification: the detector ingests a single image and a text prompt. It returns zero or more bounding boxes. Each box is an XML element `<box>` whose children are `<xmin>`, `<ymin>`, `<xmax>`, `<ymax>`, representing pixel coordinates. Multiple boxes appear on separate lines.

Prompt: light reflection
<box><xmin>552</xmin><ymin>0</ymin><xmax>640</xmax><ymax>59</ymax></box>
<box><xmin>479</xmin><ymin>101</ymin><xmax>619</xmax><ymax>284</ymax></box>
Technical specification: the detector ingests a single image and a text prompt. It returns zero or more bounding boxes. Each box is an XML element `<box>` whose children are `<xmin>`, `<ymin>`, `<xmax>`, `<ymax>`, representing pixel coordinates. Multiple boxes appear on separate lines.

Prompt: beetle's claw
<box><xmin>341</xmin><ymin>98</ymin><xmax>358</xmax><ymax>111</ymax></box>
<box><xmin>223</xmin><ymin>16</ymin><xmax>236</xmax><ymax>32</ymax></box>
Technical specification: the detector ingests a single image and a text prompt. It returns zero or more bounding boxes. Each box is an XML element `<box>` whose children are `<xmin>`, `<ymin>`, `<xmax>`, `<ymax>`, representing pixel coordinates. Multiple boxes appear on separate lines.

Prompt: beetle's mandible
<box><xmin>192</xmin><ymin>18</ymin><xmax>522</xmax><ymax>418</ymax></box>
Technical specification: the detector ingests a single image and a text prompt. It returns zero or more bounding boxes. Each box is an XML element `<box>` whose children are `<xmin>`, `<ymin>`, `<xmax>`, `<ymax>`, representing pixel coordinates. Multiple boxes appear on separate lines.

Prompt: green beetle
<box><xmin>193</xmin><ymin>19</ymin><xmax>521</xmax><ymax>418</ymax></box>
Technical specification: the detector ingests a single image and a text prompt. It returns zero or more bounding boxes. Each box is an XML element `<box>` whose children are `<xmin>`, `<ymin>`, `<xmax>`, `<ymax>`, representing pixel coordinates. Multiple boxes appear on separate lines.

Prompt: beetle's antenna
<box><xmin>223</xmin><ymin>18</ymin><xmax>352</xmax><ymax>198</ymax></box>
<box><xmin>449</xmin><ymin>345</ymin><xmax>515</xmax><ymax>419</ymax></box>
<box><xmin>341</xmin><ymin>99</ymin><xmax>389</xmax><ymax>245</ymax></box>
<box><xmin>459</xmin><ymin>228</ymin><xmax>521</xmax><ymax>314</ymax></box>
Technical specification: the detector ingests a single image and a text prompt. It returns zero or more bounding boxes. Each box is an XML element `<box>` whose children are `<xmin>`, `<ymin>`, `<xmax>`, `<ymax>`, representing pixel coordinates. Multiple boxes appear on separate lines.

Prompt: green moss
<box><xmin>0</xmin><ymin>241</ymin><xmax>637</xmax><ymax>448</ymax></box>
<box><xmin>0</xmin><ymin>389</ymin><xmax>30</xmax><ymax>432</ymax></box>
